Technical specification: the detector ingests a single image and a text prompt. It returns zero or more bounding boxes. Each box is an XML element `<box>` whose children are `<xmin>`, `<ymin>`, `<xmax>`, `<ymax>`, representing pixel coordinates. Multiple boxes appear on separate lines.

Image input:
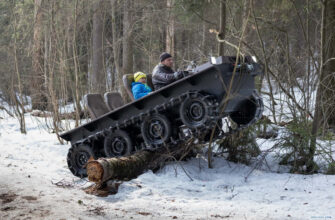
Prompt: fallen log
<box><xmin>86</xmin><ymin>138</ymin><xmax>196</xmax><ymax>184</ymax></box>
<box><xmin>87</xmin><ymin>150</ymin><xmax>156</xmax><ymax>183</ymax></box>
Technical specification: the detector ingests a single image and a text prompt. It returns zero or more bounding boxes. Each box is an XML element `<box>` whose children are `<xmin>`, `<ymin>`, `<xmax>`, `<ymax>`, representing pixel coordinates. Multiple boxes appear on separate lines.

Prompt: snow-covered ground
<box><xmin>1</xmin><ymin>109</ymin><xmax>335</xmax><ymax>220</ymax></box>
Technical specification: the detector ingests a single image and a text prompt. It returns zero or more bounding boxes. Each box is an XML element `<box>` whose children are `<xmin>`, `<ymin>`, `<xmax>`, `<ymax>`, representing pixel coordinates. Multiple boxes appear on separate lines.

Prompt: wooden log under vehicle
<box><xmin>86</xmin><ymin>150</ymin><xmax>156</xmax><ymax>183</ymax></box>
<box><xmin>86</xmin><ymin>139</ymin><xmax>196</xmax><ymax>183</ymax></box>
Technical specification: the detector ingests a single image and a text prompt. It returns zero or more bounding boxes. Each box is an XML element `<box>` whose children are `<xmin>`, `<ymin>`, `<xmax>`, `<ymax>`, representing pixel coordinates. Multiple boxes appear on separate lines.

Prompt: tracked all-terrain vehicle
<box><xmin>60</xmin><ymin>56</ymin><xmax>264</xmax><ymax>177</ymax></box>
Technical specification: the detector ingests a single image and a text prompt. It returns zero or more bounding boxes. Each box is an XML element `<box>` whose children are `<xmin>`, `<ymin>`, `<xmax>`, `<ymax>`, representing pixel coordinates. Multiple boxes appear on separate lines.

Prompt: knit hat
<box><xmin>160</xmin><ymin>52</ymin><xmax>172</xmax><ymax>62</ymax></box>
<box><xmin>134</xmin><ymin>72</ymin><xmax>146</xmax><ymax>82</ymax></box>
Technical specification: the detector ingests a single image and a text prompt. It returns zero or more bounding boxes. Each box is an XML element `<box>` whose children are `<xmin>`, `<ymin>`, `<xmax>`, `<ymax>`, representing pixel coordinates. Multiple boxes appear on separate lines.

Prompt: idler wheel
<box><xmin>104</xmin><ymin>129</ymin><xmax>133</xmax><ymax>157</ymax></box>
<box><xmin>67</xmin><ymin>144</ymin><xmax>95</xmax><ymax>178</ymax></box>
<box><xmin>141</xmin><ymin>114</ymin><xmax>172</xmax><ymax>147</ymax></box>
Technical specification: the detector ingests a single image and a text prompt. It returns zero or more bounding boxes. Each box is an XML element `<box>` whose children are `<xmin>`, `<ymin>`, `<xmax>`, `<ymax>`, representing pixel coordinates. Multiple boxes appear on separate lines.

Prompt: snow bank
<box><xmin>1</xmin><ymin>112</ymin><xmax>335</xmax><ymax>219</ymax></box>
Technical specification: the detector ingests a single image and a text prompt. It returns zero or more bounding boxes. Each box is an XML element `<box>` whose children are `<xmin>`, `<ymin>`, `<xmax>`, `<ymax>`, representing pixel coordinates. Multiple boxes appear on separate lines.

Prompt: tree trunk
<box><xmin>202</xmin><ymin>21</ymin><xmax>207</xmax><ymax>58</ymax></box>
<box><xmin>91</xmin><ymin>0</ymin><xmax>105</xmax><ymax>95</ymax></box>
<box><xmin>110</xmin><ymin>0</ymin><xmax>122</xmax><ymax>92</ymax></box>
<box><xmin>12</xmin><ymin>5</ymin><xmax>26</xmax><ymax>134</ymax></box>
<box><xmin>72</xmin><ymin>0</ymin><xmax>81</xmax><ymax>127</ymax></box>
<box><xmin>321</xmin><ymin>0</ymin><xmax>335</xmax><ymax>127</ymax></box>
<box><xmin>32</xmin><ymin>0</ymin><xmax>47</xmax><ymax>110</ymax></box>
<box><xmin>217</xmin><ymin>0</ymin><xmax>226</xmax><ymax>56</ymax></box>
<box><xmin>309</xmin><ymin>0</ymin><xmax>330</xmax><ymax>172</ymax></box>
<box><xmin>122</xmin><ymin>0</ymin><xmax>133</xmax><ymax>102</ymax></box>
<box><xmin>241</xmin><ymin>0</ymin><xmax>250</xmax><ymax>52</ymax></box>
<box><xmin>166</xmin><ymin>0</ymin><xmax>175</xmax><ymax>58</ymax></box>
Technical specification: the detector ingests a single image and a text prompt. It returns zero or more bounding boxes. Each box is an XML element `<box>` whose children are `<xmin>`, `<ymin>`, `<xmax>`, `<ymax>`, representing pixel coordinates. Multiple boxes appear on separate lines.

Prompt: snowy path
<box><xmin>1</xmin><ymin>114</ymin><xmax>335</xmax><ymax>219</ymax></box>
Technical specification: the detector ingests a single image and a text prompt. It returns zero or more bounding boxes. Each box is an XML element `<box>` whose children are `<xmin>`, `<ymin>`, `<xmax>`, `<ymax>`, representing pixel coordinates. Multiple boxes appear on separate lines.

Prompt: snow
<box><xmin>1</xmin><ymin>111</ymin><xmax>335</xmax><ymax>220</ymax></box>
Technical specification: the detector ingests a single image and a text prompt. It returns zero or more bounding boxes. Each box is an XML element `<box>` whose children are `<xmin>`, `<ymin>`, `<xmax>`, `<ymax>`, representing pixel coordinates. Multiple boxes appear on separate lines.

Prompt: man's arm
<box><xmin>152</xmin><ymin>67</ymin><xmax>176</xmax><ymax>84</ymax></box>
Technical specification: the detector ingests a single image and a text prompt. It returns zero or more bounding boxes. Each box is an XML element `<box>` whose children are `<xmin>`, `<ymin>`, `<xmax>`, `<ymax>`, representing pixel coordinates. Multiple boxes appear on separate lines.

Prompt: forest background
<box><xmin>0</xmin><ymin>0</ymin><xmax>335</xmax><ymax>174</ymax></box>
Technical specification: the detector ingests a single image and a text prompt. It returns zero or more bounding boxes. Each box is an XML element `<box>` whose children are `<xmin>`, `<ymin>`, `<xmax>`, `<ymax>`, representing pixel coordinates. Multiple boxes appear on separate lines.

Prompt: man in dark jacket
<box><xmin>152</xmin><ymin>52</ymin><xmax>184</xmax><ymax>90</ymax></box>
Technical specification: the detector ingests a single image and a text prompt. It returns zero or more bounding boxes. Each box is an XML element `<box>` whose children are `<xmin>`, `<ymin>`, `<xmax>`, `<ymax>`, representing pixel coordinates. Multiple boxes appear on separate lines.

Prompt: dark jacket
<box><xmin>152</xmin><ymin>64</ymin><xmax>176</xmax><ymax>90</ymax></box>
<box><xmin>131</xmin><ymin>82</ymin><xmax>152</xmax><ymax>100</ymax></box>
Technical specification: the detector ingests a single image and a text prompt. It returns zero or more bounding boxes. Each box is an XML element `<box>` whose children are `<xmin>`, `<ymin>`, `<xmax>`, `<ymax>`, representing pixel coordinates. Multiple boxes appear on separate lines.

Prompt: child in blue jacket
<box><xmin>132</xmin><ymin>72</ymin><xmax>152</xmax><ymax>100</ymax></box>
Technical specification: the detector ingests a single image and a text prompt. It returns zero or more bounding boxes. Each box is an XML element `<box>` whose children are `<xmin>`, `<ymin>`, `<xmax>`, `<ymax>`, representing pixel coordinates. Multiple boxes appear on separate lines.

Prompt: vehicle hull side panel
<box><xmin>60</xmin><ymin>59</ymin><xmax>259</xmax><ymax>144</ymax></box>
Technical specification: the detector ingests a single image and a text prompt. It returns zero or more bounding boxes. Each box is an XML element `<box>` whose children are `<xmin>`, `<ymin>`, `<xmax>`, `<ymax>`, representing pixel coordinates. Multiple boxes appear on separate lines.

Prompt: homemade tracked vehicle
<box><xmin>60</xmin><ymin>56</ymin><xmax>264</xmax><ymax>177</ymax></box>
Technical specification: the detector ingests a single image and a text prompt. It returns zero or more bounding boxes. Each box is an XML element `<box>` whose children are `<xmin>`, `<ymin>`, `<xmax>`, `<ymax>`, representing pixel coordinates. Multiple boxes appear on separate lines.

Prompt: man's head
<box><xmin>134</xmin><ymin>72</ymin><xmax>147</xmax><ymax>83</ymax></box>
<box><xmin>160</xmin><ymin>52</ymin><xmax>173</xmax><ymax>68</ymax></box>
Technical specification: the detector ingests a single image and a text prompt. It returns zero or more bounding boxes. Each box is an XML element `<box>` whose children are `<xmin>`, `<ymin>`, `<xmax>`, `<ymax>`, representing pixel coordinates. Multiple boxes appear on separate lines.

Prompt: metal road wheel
<box><xmin>67</xmin><ymin>144</ymin><xmax>95</xmax><ymax>178</ymax></box>
<box><xmin>179</xmin><ymin>92</ymin><xmax>211</xmax><ymax>129</ymax></box>
<box><xmin>104</xmin><ymin>129</ymin><xmax>132</xmax><ymax>157</ymax></box>
<box><xmin>141</xmin><ymin>114</ymin><xmax>172</xmax><ymax>147</ymax></box>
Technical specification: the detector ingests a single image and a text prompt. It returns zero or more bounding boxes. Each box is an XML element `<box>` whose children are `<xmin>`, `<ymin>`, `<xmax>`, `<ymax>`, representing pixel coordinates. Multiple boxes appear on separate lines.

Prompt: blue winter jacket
<box><xmin>131</xmin><ymin>82</ymin><xmax>152</xmax><ymax>100</ymax></box>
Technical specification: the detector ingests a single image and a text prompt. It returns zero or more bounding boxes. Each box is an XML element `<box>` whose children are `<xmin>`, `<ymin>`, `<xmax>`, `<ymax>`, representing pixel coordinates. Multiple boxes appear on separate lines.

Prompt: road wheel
<box><xmin>104</xmin><ymin>129</ymin><xmax>133</xmax><ymax>157</ymax></box>
<box><xmin>67</xmin><ymin>144</ymin><xmax>95</xmax><ymax>178</ymax></box>
<box><xmin>141</xmin><ymin>114</ymin><xmax>172</xmax><ymax>148</ymax></box>
<box><xmin>180</xmin><ymin>92</ymin><xmax>216</xmax><ymax>129</ymax></box>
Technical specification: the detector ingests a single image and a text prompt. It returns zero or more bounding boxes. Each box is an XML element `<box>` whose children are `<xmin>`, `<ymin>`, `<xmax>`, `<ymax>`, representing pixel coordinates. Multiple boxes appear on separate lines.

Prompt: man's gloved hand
<box><xmin>174</xmin><ymin>71</ymin><xmax>190</xmax><ymax>80</ymax></box>
<box><xmin>174</xmin><ymin>71</ymin><xmax>184</xmax><ymax>79</ymax></box>
<box><xmin>236</xmin><ymin>64</ymin><xmax>254</xmax><ymax>72</ymax></box>
<box><xmin>182</xmin><ymin>70</ymin><xmax>190</xmax><ymax>77</ymax></box>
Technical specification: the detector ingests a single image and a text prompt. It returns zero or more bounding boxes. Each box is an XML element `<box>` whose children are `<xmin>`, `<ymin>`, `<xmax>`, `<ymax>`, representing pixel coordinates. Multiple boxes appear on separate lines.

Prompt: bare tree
<box><xmin>310</xmin><ymin>0</ymin><xmax>335</xmax><ymax>172</ymax></box>
<box><xmin>11</xmin><ymin>2</ymin><xmax>26</xmax><ymax>134</ymax></box>
<box><xmin>166</xmin><ymin>0</ymin><xmax>175</xmax><ymax>58</ymax></box>
<box><xmin>122</xmin><ymin>0</ymin><xmax>134</xmax><ymax>101</ymax></box>
<box><xmin>320</xmin><ymin>0</ymin><xmax>335</xmax><ymax>128</ymax></box>
<box><xmin>218</xmin><ymin>0</ymin><xmax>226</xmax><ymax>56</ymax></box>
<box><xmin>32</xmin><ymin>0</ymin><xmax>47</xmax><ymax>110</ymax></box>
<box><xmin>110</xmin><ymin>0</ymin><xmax>122</xmax><ymax>91</ymax></box>
<box><xmin>72</xmin><ymin>0</ymin><xmax>82</xmax><ymax>127</ymax></box>
<box><xmin>91</xmin><ymin>0</ymin><xmax>106</xmax><ymax>94</ymax></box>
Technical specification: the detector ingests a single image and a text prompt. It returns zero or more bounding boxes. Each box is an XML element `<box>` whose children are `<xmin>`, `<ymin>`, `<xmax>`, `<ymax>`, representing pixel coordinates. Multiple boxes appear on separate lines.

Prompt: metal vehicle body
<box><xmin>60</xmin><ymin>56</ymin><xmax>263</xmax><ymax>177</ymax></box>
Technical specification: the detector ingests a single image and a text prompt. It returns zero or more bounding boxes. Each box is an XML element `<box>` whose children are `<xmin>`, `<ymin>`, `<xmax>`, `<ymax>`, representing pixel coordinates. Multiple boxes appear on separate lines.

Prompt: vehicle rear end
<box><xmin>211</xmin><ymin>56</ymin><xmax>263</xmax><ymax>127</ymax></box>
